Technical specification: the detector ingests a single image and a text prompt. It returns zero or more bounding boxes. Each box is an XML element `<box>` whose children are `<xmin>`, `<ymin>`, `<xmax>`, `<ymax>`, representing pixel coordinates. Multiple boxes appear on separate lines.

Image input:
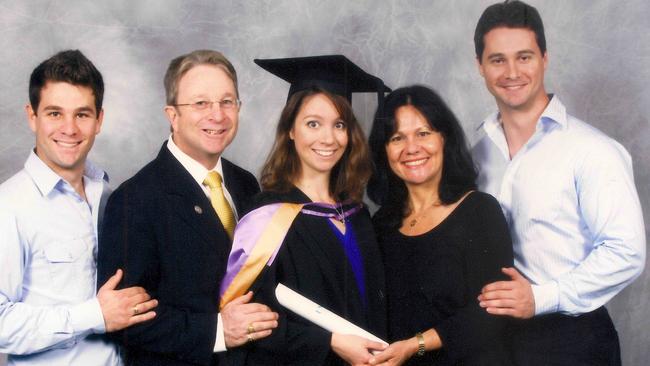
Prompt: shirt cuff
<box><xmin>213</xmin><ymin>312</ymin><xmax>226</xmax><ymax>352</ymax></box>
<box><xmin>532</xmin><ymin>281</ymin><xmax>560</xmax><ymax>315</ymax></box>
<box><xmin>69</xmin><ymin>297</ymin><xmax>106</xmax><ymax>334</ymax></box>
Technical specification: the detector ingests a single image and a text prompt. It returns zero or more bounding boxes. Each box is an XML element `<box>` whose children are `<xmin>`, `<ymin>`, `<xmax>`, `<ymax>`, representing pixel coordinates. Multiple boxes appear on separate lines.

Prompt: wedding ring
<box><xmin>247</xmin><ymin>323</ymin><xmax>255</xmax><ymax>334</ymax></box>
<box><xmin>247</xmin><ymin>334</ymin><xmax>254</xmax><ymax>343</ymax></box>
<box><xmin>133</xmin><ymin>305</ymin><xmax>140</xmax><ymax>316</ymax></box>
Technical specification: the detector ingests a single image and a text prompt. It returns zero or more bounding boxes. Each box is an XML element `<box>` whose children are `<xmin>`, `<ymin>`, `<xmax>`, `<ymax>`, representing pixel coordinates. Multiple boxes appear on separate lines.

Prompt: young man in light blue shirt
<box><xmin>472</xmin><ymin>1</ymin><xmax>645</xmax><ymax>365</ymax></box>
<box><xmin>0</xmin><ymin>50</ymin><xmax>158</xmax><ymax>366</ymax></box>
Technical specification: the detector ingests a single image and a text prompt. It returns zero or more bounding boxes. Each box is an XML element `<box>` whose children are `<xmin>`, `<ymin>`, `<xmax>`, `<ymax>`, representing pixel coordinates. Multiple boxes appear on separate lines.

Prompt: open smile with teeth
<box><xmin>313</xmin><ymin>149</ymin><xmax>336</xmax><ymax>157</ymax></box>
<box><xmin>55</xmin><ymin>140</ymin><xmax>81</xmax><ymax>148</ymax></box>
<box><xmin>403</xmin><ymin>158</ymin><xmax>428</xmax><ymax>167</ymax></box>
<box><xmin>502</xmin><ymin>84</ymin><xmax>526</xmax><ymax>91</ymax></box>
<box><xmin>203</xmin><ymin>128</ymin><xmax>226</xmax><ymax>135</ymax></box>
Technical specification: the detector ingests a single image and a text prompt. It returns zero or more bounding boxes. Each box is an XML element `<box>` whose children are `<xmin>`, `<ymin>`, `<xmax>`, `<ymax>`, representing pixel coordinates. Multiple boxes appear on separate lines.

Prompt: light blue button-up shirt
<box><xmin>473</xmin><ymin>95</ymin><xmax>645</xmax><ymax>316</ymax></box>
<box><xmin>0</xmin><ymin>151</ymin><xmax>120</xmax><ymax>365</ymax></box>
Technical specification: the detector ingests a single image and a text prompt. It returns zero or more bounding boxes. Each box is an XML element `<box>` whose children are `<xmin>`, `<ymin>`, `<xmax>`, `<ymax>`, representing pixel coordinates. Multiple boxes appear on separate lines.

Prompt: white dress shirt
<box><xmin>166</xmin><ymin>136</ymin><xmax>236</xmax><ymax>351</ymax></box>
<box><xmin>473</xmin><ymin>95</ymin><xmax>645</xmax><ymax>316</ymax></box>
<box><xmin>0</xmin><ymin>151</ymin><xmax>120</xmax><ymax>365</ymax></box>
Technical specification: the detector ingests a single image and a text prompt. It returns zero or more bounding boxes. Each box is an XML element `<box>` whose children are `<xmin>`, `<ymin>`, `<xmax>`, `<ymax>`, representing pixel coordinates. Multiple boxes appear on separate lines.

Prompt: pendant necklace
<box><xmin>334</xmin><ymin>203</ymin><xmax>346</xmax><ymax>223</ymax></box>
<box><xmin>408</xmin><ymin>200</ymin><xmax>441</xmax><ymax>227</ymax></box>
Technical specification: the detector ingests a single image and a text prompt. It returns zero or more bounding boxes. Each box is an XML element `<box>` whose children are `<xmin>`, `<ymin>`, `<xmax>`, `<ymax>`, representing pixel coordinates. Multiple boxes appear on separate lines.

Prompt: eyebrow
<box><xmin>394</xmin><ymin>126</ymin><xmax>433</xmax><ymax>134</ymax></box>
<box><xmin>301</xmin><ymin>115</ymin><xmax>345</xmax><ymax>123</ymax></box>
<box><xmin>487</xmin><ymin>49</ymin><xmax>536</xmax><ymax>60</ymax></box>
<box><xmin>301</xmin><ymin>114</ymin><xmax>323</xmax><ymax>120</ymax></box>
<box><xmin>188</xmin><ymin>92</ymin><xmax>236</xmax><ymax>100</ymax></box>
<box><xmin>75</xmin><ymin>106</ymin><xmax>96</xmax><ymax>114</ymax></box>
<box><xmin>41</xmin><ymin>105</ymin><xmax>96</xmax><ymax>114</ymax></box>
<box><xmin>42</xmin><ymin>105</ymin><xmax>63</xmax><ymax>111</ymax></box>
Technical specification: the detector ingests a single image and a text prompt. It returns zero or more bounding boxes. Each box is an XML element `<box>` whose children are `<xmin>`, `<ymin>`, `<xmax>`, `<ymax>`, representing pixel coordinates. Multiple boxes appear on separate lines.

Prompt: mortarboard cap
<box><xmin>254</xmin><ymin>55</ymin><xmax>390</xmax><ymax>111</ymax></box>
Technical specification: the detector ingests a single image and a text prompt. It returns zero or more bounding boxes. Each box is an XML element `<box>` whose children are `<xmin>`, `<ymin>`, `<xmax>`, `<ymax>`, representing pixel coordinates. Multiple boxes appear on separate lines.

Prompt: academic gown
<box><xmin>230</xmin><ymin>188</ymin><xmax>387</xmax><ymax>366</ymax></box>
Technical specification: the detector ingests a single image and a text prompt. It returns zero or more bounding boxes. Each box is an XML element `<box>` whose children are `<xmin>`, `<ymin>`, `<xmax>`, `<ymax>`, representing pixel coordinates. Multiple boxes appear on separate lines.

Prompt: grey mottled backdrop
<box><xmin>1</xmin><ymin>1</ymin><xmax>648</xmax><ymax>365</ymax></box>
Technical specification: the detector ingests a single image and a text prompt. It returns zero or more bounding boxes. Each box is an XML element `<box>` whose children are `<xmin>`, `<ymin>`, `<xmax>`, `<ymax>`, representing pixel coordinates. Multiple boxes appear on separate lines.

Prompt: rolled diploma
<box><xmin>275</xmin><ymin>283</ymin><xmax>387</xmax><ymax>345</ymax></box>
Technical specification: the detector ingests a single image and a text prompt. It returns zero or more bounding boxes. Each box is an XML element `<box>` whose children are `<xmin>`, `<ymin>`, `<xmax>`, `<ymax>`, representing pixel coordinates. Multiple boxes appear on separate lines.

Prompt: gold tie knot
<box><xmin>203</xmin><ymin>171</ymin><xmax>223</xmax><ymax>190</ymax></box>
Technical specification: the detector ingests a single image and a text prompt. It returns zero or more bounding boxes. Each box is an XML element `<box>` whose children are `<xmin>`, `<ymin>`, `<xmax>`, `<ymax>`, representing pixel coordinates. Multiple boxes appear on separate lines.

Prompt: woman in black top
<box><xmin>367</xmin><ymin>85</ymin><xmax>513</xmax><ymax>365</ymax></box>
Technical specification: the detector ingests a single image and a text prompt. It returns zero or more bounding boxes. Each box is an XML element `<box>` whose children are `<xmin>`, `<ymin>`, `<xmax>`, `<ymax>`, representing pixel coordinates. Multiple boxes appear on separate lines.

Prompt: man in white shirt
<box><xmin>0</xmin><ymin>50</ymin><xmax>157</xmax><ymax>365</ymax></box>
<box><xmin>97</xmin><ymin>49</ymin><xmax>278</xmax><ymax>366</ymax></box>
<box><xmin>472</xmin><ymin>1</ymin><xmax>645</xmax><ymax>365</ymax></box>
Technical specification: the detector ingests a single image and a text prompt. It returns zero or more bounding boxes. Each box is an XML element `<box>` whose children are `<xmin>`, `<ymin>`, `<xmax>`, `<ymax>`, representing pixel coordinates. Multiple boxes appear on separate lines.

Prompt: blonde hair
<box><xmin>163</xmin><ymin>49</ymin><xmax>238</xmax><ymax>105</ymax></box>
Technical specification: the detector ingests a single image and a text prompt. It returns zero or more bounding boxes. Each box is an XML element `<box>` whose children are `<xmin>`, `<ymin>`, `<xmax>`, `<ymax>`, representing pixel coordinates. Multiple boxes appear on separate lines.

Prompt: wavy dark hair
<box><xmin>260</xmin><ymin>87</ymin><xmax>372</xmax><ymax>202</ymax></box>
<box><xmin>368</xmin><ymin>85</ymin><xmax>477</xmax><ymax>232</ymax></box>
<box><xmin>474</xmin><ymin>0</ymin><xmax>546</xmax><ymax>62</ymax></box>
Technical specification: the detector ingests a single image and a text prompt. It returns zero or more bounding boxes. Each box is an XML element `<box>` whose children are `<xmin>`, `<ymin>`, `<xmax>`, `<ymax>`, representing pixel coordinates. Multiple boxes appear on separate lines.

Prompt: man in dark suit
<box><xmin>98</xmin><ymin>50</ymin><xmax>278</xmax><ymax>366</ymax></box>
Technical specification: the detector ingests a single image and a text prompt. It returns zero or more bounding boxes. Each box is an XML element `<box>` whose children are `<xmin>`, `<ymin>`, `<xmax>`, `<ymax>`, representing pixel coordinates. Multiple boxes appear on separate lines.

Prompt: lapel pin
<box><xmin>194</xmin><ymin>205</ymin><xmax>203</xmax><ymax>214</ymax></box>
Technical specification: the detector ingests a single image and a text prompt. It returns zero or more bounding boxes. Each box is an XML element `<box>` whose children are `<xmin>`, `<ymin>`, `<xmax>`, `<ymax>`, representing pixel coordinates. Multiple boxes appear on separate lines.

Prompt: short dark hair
<box><xmin>29</xmin><ymin>50</ymin><xmax>104</xmax><ymax>115</ymax></box>
<box><xmin>260</xmin><ymin>87</ymin><xmax>372</xmax><ymax>203</ymax></box>
<box><xmin>474</xmin><ymin>0</ymin><xmax>546</xmax><ymax>61</ymax></box>
<box><xmin>368</xmin><ymin>85</ymin><xmax>477</xmax><ymax>232</ymax></box>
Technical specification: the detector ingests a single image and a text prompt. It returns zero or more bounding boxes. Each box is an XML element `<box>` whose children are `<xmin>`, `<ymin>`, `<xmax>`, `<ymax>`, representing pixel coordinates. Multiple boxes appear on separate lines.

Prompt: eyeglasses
<box><xmin>174</xmin><ymin>98</ymin><xmax>241</xmax><ymax>111</ymax></box>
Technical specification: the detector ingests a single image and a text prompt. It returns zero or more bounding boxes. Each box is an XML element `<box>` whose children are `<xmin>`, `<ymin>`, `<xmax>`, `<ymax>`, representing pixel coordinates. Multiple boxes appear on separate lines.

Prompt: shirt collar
<box><xmin>166</xmin><ymin>134</ymin><xmax>224</xmax><ymax>187</ymax></box>
<box><xmin>478</xmin><ymin>94</ymin><xmax>568</xmax><ymax>133</ymax></box>
<box><xmin>24</xmin><ymin>150</ymin><xmax>108</xmax><ymax>197</ymax></box>
<box><xmin>477</xmin><ymin>110</ymin><xmax>501</xmax><ymax>134</ymax></box>
<box><xmin>539</xmin><ymin>94</ymin><xmax>567</xmax><ymax>129</ymax></box>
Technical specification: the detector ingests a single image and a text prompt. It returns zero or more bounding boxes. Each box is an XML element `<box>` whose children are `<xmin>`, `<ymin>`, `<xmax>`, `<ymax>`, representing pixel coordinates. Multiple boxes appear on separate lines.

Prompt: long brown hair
<box><xmin>260</xmin><ymin>87</ymin><xmax>371</xmax><ymax>202</ymax></box>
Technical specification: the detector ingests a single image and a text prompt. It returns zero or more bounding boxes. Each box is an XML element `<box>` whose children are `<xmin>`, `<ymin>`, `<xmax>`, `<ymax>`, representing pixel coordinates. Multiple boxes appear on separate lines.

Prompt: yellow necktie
<box><xmin>203</xmin><ymin>171</ymin><xmax>236</xmax><ymax>239</ymax></box>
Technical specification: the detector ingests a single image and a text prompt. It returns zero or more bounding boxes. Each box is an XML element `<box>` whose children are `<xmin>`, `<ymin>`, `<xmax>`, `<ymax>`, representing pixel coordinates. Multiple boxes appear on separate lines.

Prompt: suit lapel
<box><xmin>221</xmin><ymin>158</ymin><xmax>246</xmax><ymax>215</ymax></box>
<box><xmin>155</xmin><ymin>145</ymin><xmax>231</xmax><ymax>247</ymax></box>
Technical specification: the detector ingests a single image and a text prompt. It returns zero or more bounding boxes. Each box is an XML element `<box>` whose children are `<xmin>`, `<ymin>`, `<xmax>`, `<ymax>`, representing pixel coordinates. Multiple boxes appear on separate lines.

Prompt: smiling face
<box><xmin>290</xmin><ymin>93</ymin><xmax>348</xmax><ymax>180</ymax></box>
<box><xmin>165</xmin><ymin>64</ymin><xmax>239</xmax><ymax>169</ymax></box>
<box><xmin>478</xmin><ymin>27</ymin><xmax>548</xmax><ymax>113</ymax></box>
<box><xmin>386</xmin><ymin>105</ymin><xmax>444</xmax><ymax>190</ymax></box>
<box><xmin>27</xmin><ymin>81</ymin><xmax>103</xmax><ymax>180</ymax></box>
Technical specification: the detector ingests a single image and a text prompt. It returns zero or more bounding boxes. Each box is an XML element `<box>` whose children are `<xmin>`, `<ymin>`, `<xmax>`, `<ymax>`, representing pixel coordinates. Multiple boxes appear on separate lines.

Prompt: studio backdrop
<box><xmin>1</xmin><ymin>1</ymin><xmax>648</xmax><ymax>365</ymax></box>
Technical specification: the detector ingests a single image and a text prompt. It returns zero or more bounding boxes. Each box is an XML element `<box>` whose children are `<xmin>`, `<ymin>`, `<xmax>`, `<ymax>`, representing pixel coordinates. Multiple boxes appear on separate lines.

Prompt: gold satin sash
<box><xmin>219</xmin><ymin>203</ymin><xmax>304</xmax><ymax>309</ymax></box>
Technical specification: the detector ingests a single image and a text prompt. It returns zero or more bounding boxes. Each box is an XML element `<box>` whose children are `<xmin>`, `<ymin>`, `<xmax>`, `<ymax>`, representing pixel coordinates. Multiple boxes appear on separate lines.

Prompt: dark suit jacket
<box><xmin>97</xmin><ymin>143</ymin><xmax>259</xmax><ymax>366</ymax></box>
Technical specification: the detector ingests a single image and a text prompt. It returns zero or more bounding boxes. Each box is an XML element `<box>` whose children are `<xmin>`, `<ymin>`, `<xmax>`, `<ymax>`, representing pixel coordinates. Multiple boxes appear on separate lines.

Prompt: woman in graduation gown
<box><xmin>366</xmin><ymin>85</ymin><xmax>514</xmax><ymax>366</ymax></box>
<box><xmin>219</xmin><ymin>55</ymin><xmax>388</xmax><ymax>366</ymax></box>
